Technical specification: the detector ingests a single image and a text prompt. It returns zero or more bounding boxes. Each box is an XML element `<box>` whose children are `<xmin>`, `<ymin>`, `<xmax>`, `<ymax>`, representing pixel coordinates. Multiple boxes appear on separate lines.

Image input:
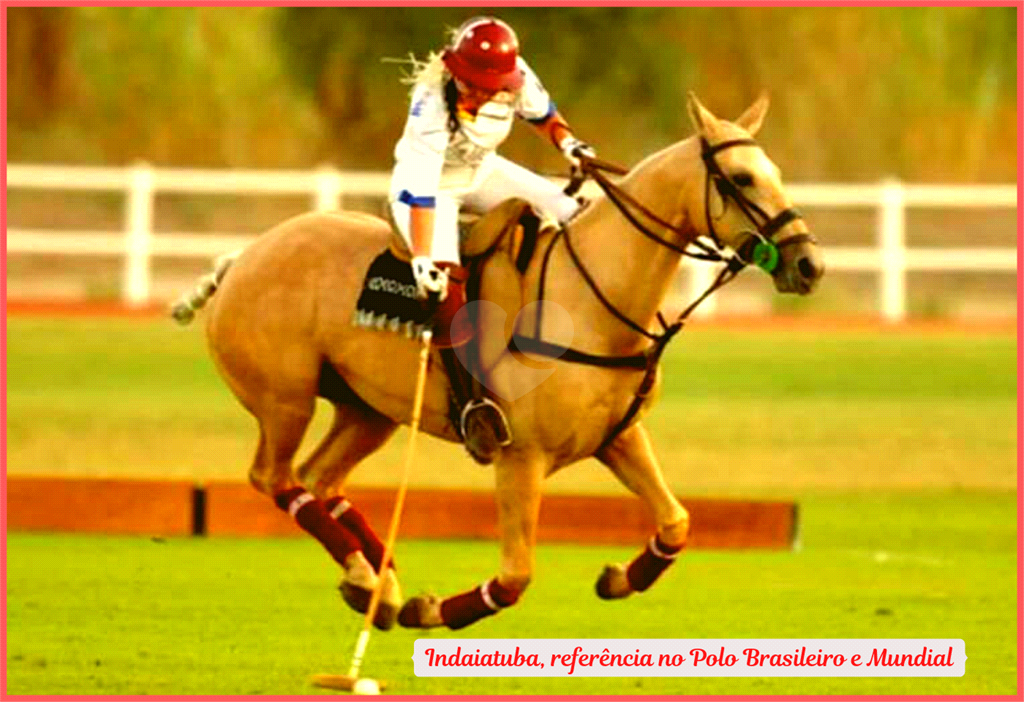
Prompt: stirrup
<box><xmin>460</xmin><ymin>397</ymin><xmax>513</xmax><ymax>448</ymax></box>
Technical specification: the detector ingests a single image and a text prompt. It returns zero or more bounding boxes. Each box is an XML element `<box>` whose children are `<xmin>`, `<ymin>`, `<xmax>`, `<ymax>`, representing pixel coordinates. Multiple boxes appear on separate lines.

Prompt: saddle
<box><xmin>355</xmin><ymin>198</ymin><xmax>545</xmax><ymax>341</ymax></box>
<box><xmin>383</xmin><ymin>197</ymin><xmax>545</xmax><ymax>274</ymax></box>
<box><xmin>353</xmin><ymin>198</ymin><xmax>552</xmax><ymax>463</ymax></box>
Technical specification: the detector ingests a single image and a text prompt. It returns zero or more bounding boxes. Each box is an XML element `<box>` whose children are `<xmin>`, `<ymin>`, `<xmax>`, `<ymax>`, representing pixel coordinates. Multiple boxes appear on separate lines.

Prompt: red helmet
<box><xmin>441</xmin><ymin>17</ymin><xmax>524</xmax><ymax>93</ymax></box>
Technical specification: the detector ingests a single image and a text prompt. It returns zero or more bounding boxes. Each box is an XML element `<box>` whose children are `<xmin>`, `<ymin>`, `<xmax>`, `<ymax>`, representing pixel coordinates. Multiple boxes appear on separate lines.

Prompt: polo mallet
<box><xmin>312</xmin><ymin>329</ymin><xmax>433</xmax><ymax>694</ymax></box>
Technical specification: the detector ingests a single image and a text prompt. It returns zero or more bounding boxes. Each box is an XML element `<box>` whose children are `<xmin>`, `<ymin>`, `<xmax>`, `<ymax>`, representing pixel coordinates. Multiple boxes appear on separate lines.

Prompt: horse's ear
<box><xmin>735</xmin><ymin>92</ymin><xmax>770</xmax><ymax>136</ymax></box>
<box><xmin>687</xmin><ymin>92</ymin><xmax>719</xmax><ymax>138</ymax></box>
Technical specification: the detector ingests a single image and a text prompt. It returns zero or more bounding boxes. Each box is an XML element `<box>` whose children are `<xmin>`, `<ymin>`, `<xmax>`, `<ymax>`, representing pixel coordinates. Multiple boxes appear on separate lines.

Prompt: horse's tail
<box><xmin>169</xmin><ymin>249</ymin><xmax>241</xmax><ymax>325</ymax></box>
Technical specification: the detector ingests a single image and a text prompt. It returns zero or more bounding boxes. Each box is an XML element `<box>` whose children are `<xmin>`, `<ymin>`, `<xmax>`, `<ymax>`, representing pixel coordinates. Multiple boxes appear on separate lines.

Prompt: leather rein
<box><xmin>508</xmin><ymin>137</ymin><xmax>816</xmax><ymax>451</ymax></box>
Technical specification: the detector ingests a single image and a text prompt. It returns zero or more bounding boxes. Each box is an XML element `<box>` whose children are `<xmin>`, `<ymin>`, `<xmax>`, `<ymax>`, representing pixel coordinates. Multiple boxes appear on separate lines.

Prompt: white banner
<box><xmin>412</xmin><ymin>639</ymin><xmax>966</xmax><ymax>677</ymax></box>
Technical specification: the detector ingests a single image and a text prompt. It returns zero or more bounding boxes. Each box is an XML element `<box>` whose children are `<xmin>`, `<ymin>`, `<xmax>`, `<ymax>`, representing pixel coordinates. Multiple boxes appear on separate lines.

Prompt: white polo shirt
<box><xmin>391</xmin><ymin>57</ymin><xmax>555</xmax><ymax>202</ymax></box>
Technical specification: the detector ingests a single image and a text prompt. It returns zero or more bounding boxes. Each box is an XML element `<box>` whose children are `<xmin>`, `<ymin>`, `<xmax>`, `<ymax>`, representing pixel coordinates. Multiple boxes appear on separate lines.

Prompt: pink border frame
<box><xmin>1</xmin><ymin>2</ymin><xmax>1020</xmax><ymax>700</ymax></box>
<box><xmin>1</xmin><ymin>1</ymin><xmax>1022</xmax><ymax>7</ymax></box>
<box><xmin>2</xmin><ymin>1</ymin><xmax>9</xmax><ymax>699</ymax></box>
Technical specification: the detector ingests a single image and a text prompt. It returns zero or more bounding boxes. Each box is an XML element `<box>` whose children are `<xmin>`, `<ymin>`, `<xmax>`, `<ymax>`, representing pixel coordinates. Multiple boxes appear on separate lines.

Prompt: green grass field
<box><xmin>5</xmin><ymin>316</ymin><xmax>1018</xmax><ymax>695</ymax></box>
<box><xmin>7</xmin><ymin>317</ymin><xmax>1016</xmax><ymax>493</ymax></box>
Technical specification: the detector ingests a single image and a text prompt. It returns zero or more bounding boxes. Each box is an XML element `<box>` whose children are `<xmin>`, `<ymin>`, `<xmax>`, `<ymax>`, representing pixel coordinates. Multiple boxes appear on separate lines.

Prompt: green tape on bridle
<box><xmin>751</xmin><ymin>240</ymin><xmax>780</xmax><ymax>274</ymax></box>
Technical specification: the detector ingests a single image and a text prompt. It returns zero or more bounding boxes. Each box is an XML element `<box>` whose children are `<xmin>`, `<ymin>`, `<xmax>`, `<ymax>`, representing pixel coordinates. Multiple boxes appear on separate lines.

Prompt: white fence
<box><xmin>6</xmin><ymin>163</ymin><xmax>1017</xmax><ymax>321</ymax></box>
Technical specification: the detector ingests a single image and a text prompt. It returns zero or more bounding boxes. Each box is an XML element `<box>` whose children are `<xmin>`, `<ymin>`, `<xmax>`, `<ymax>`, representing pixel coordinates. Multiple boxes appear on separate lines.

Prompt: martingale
<box><xmin>352</xmin><ymin>249</ymin><xmax>433</xmax><ymax>340</ymax></box>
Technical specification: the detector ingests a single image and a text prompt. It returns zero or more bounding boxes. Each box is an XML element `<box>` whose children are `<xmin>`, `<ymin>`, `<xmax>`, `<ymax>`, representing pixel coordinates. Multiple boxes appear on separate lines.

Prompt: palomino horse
<box><xmin>174</xmin><ymin>93</ymin><xmax>823</xmax><ymax>631</ymax></box>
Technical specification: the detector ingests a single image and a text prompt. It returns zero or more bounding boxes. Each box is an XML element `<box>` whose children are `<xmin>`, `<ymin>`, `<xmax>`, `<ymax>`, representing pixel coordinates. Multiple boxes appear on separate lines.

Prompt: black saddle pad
<box><xmin>352</xmin><ymin>249</ymin><xmax>432</xmax><ymax>338</ymax></box>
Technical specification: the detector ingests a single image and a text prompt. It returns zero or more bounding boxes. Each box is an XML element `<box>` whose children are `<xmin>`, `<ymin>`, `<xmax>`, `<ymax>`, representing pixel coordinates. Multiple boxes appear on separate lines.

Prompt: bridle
<box><xmin>699</xmin><ymin>137</ymin><xmax>815</xmax><ymax>275</ymax></box>
<box><xmin>569</xmin><ymin>138</ymin><xmax>815</xmax><ymax>293</ymax></box>
<box><xmin>508</xmin><ymin>135</ymin><xmax>817</xmax><ymax>450</ymax></box>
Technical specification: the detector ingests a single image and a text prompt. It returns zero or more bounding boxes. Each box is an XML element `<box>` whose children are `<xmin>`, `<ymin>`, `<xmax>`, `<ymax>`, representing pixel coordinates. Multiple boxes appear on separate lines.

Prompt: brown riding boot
<box><xmin>431</xmin><ymin>263</ymin><xmax>473</xmax><ymax>349</ymax></box>
<box><xmin>434</xmin><ymin>264</ymin><xmax>514</xmax><ymax>464</ymax></box>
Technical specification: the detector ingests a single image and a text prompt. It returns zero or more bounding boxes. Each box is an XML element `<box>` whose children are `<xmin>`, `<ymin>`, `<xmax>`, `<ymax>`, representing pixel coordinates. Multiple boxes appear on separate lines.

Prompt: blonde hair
<box><xmin>385</xmin><ymin>49</ymin><xmax>450</xmax><ymax>98</ymax></box>
<box><xmin>387</xmin><ymin>25</ymin><xmax>464</xmax><ymax>96</ymax></box>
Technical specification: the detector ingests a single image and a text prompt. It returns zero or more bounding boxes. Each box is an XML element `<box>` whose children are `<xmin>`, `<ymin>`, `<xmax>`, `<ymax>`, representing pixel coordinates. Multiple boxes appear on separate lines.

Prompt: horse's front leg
<box><xmin>595</xmin><ymin>422</ymin><xmax>689</xmax><ymax>599</ymax></box>
<box><xmin>398</xmin><ymin>452</ymin><xmax>545</xmax><ymax>629</ymax></box>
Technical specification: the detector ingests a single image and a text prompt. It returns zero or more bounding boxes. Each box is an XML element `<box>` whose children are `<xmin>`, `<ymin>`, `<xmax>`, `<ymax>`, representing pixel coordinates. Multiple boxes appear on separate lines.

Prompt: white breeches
<box><xmin>390</xmin><ymin>155</ymin><xmax>580</xmax><ymax>264</ymax></box>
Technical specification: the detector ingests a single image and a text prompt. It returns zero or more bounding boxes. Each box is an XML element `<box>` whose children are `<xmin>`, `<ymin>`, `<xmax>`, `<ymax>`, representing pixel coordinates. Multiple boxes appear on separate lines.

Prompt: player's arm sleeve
<box><xmin>515</xmin><ymin>58</ymin><xmax>573</xmax><ymax>148</ymax></box>
<box><xmin>393</xmin><ymin>85</ymin><xmax>451</xmax><ymax>205</ymax></box>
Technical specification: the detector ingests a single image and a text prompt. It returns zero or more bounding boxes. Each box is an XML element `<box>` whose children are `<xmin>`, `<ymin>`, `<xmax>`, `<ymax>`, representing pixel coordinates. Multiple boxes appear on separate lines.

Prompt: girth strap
<box><xmin>509</xmin><ymin>334</ymin><xmax>647</xmax><ymax>370</ymax></box>
<box><xmin>597</xmin><ymin>323</ymin><xmax>682</xmax><ymax>452</ymax></box>
<box><xmin>507</xmin><ymin>323</ymin><xmax>683</xmax><ymax>452</ymax></box>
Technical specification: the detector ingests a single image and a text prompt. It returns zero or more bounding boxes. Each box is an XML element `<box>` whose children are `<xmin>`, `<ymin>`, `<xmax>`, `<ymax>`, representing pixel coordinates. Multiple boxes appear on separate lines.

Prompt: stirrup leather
<box><xmin>460</xmin><ymin>397</ymin><xmax>513</xmax><ymax>447</ymax></box>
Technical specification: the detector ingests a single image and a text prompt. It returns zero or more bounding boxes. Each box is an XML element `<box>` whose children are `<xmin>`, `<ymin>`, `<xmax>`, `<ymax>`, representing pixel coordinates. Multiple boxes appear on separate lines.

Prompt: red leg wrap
<box><xmin>440</xmin><ymin>578</ymin><xmax>520</xmax><ymax>630</ymax></box>
<box><xmin>625</xmin><ymin>535</ymin><xmax>684</xmax><ymax>592</ymax></box>
<box><xmin>324</xmin><ymin>496</ymin><xmax>392</xmax><ymax>573</ymax></box>
<box><xmin>274</xmin><ymin>487</ymin><xmax>362</xmax><ymax>567</ymax></box>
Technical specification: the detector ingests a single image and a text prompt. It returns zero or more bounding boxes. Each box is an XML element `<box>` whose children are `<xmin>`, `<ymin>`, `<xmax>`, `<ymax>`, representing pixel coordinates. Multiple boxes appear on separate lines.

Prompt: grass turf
<box><xmin>6</xmin><ymin>317</ymin><xmax>1016</xmax><ymax>494</ymax></box>
<box><xmin>5</xmin><ymin>490</ymin><xmax>1016</xmax><ymax>695</ymax></box>
<box><xmin>5</xmin><ymin>316</ymin><xmax>1018</xmax><ymax>695</ymax></box>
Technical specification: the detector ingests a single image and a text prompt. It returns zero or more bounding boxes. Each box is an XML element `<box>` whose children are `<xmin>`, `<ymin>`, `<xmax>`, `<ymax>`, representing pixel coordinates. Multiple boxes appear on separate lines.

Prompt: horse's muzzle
<box><xmin>776</xmin><ymin>236</ymin><xmax>825</xmax><ymax>295</ymax></box>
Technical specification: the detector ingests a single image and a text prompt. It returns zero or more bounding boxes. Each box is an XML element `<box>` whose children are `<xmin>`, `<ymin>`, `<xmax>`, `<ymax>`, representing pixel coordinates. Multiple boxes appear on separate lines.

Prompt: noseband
<box><xmin>700</xmin><ymin>137</ymin><xmax>815</xmax><ymax>274</ymax></box>
<box><xmin>508</xmin><ymin>137</ymin><xmax>817</xmax><ymax>451</ymax></box>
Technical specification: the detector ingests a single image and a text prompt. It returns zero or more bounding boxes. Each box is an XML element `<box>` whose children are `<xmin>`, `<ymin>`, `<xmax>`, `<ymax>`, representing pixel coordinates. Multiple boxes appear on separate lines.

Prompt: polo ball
<box><xmin>353</xmin><ymin>678</ymin><xmax>381</xmax><ymax>695</ymax></box>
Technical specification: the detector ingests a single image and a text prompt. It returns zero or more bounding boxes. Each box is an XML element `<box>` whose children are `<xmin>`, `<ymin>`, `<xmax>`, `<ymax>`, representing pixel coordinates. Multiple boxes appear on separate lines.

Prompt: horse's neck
<box><xmin>563</xmin><ymin>139</ymin><xmax>702</xmax><ymax>353</ymax></box>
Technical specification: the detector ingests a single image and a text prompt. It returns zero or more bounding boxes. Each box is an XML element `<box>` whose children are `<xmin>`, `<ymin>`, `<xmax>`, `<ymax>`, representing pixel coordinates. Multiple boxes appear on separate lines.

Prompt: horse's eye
<box><xmin>731</xmin><ymin>172</ymin><xmax>754</xmax><ymax>188</ymax></box>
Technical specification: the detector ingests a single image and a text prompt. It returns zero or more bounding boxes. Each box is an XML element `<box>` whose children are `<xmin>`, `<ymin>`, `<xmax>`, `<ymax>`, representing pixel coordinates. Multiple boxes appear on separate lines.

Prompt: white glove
<box><xmin>411</xmin><ymin>256</ymin><xmax>448</xmax><ymax>301</ymax></box>
<box><xmin>559</xmin><ymin>136</ymin><xmax>596</xmax><ymax>167</ymax></box>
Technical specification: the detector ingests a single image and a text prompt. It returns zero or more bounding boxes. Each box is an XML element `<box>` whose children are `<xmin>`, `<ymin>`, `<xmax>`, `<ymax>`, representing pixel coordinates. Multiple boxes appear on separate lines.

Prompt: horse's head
<box><xmin>686</xmin><ymin>93</ymin><xmax>824</xmax><ymax>295</ymax></box>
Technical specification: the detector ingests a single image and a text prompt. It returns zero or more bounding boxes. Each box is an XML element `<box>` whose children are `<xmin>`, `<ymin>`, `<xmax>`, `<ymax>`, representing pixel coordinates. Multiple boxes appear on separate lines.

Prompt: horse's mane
<box><xmin>619</xmin><ymin>135</ymin><xmax>696</xmax><ymax>187</ymax></box>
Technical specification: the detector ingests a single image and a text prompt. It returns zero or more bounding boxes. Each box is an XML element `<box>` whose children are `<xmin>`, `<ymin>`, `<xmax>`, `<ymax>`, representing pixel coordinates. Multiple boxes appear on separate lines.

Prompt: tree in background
<box><xmin>8</xmin><ymin>6</ymin><xmax>1017</xmax><ymax>181</ymax></box>
<box><xmin>8</xmin><ymin>8</ymin><xmax>73</xmax><ymax>126</ymax></box>
<box><xmin>275</xmin><ymin>7</ymin><xmax>468</xmax><ymax>167</ymax></box>
<box><xmin>9</xmin><ymin>7</ymin><xmax>321</xmax><ymax>167</ymax></box>
<box><xmin>272</xmin><ymin>7</ymin><xmax>694</xmax><ymax>170</ymax></box>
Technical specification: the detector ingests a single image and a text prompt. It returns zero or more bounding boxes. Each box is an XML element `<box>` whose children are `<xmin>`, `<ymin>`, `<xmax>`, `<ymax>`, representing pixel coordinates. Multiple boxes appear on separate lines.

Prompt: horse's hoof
<box><xmin>373</xmin><ymin>603</ymin><xmax>398</xmax><ymax>631</ymax></box>
<box><xmin>339</xmin><ymin>554</ymin><xmax>403</xmax><ymax>631</ymax></box>
<box><xmin>374</xmin><ymin>569</ymin><xmax>403</xmax><ymax>631</ymax></box>
<box><xmin>339</xmin><ymin>580</ymin><xmax>373</xmax><ymax>614</ymax></box>
<box><xmin>596</xmin><ymin>563</ymin><xmax>633</xmax><ymax>600</ymax></box>
<box><xmin>339</xmin><ymin>584</ymin><xmax>397</xmax><ymax>631</ymax></box>
<box><xmin>169</xmin><ymin>301</ymin><xmax>195</xmax><ymax>325</ymax></box>
<box><xmin>398</xmin><ymin>594</ymin><xmax>444</xmax><ymax>629</ymax></box>
<box><xmin>339</xmin><ymin>552</ymin><xmax>379</xmax><ymax>615</ymax></box>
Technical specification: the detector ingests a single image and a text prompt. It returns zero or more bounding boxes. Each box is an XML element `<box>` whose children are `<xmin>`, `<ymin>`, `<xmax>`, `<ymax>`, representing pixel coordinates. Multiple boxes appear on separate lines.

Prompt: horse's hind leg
<box><xmin>297</xmin><ymin>398</ymin><xmax>398</xmax><ymax>503</ymax></box>
<box><xmin>248</xmin><ymin>399</ymin><xmax>313</xmax><ymax>496</ymax></box>
<box><xmin>298</xmin><ymin>367</ymin><xmax>399</xmax><ymax>573</ymax></box>
<box><xmin>244</xmin><ymin>396</ymin><xmax>395</xmax><ymax>626</ymax></box>
<box><xmin>594</xmin><ymin>422</ymin><xmax>690</xmax><ymax>599</ymax></box>
<box><xmin>294</xmin><ymin>384</ymin><xmax>401</xmax><ymax>629</ymax></box>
